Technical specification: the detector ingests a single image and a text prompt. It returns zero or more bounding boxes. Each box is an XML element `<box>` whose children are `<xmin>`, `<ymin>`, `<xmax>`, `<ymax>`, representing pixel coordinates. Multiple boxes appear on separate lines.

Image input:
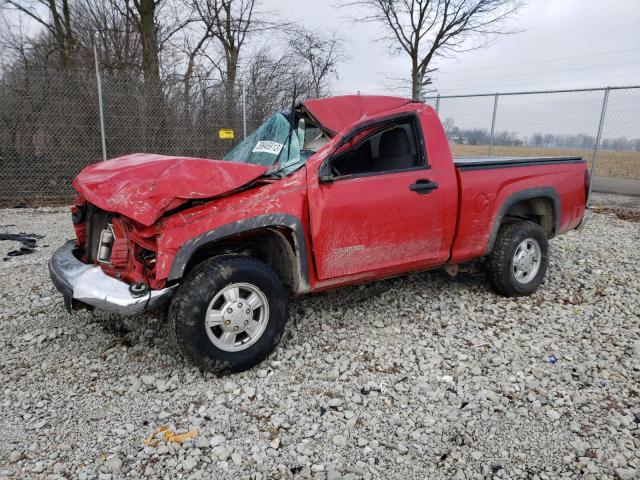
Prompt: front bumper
<box><xmin>49</xmin><ymin>240</ymin><xmax>176</xmax><ymax>315</ymax></box>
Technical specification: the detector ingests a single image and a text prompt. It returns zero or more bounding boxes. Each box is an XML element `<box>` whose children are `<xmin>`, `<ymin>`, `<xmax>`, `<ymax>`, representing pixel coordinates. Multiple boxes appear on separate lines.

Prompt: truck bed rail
<box><xmin>454</xmin><ymin>156</ymin><xmax>584</xmax><ymax>171</ymax></box>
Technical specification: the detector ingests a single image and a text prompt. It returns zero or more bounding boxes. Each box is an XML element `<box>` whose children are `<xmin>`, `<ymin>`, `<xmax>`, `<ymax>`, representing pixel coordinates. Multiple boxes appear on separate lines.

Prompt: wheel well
<box><xmin>502</xmin><ymin>197</ymin><xmax>555</xmax><ymax>236</ymax></box>
<box><xmin>182</xmin><ymin>228</ymin><xmax>300</xmax><ymax>293</ymax></box>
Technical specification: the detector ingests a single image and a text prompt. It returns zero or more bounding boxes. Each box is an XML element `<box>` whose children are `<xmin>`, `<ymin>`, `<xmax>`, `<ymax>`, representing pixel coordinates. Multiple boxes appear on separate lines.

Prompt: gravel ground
<box><xmin>0</xmin><ymin>206</ymin><xmax>639</xmax><ymax>480</ymax></box>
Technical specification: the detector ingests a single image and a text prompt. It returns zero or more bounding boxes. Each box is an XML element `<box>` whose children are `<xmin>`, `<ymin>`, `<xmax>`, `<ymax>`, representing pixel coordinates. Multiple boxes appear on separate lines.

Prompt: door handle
<box><xmin>409</xmin><ymin>179</ymin><xmax>438</xmax><ymax>194</ymax></box>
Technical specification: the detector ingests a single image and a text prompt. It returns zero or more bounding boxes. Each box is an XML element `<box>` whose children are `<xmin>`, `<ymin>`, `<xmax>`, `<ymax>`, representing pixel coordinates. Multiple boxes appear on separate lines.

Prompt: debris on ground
<box><xmin>590</xmin><ymin>205</ymin><xmax>640</xmax><ymax>222</ymax></box>
<box><xmin>0</xmin><ymin>232</ymin><xmax>45</xmax><ymax>259</ymax></box>
<box><xmin>144</xmin><ymin>427</ymin><xmax>198</xmax><ymax>446</ymax></box>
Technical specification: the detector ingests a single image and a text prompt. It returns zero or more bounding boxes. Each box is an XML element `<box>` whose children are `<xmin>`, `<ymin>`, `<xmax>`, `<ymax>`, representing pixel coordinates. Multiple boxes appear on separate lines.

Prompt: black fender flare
<box><xmin>485</xmin><ymin>187</ymin><xmax>561</xmax><ymax>255</ymax></box>
<box><xmin>167</xmin><ymin>213</ymin><xmax>310</xmax><ymax>292</ymax></box>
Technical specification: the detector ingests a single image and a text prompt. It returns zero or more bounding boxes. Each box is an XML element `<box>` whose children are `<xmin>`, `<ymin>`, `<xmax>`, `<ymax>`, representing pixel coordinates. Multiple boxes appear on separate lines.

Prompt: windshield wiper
<box><xmin>262</xmin><ymin>160</ymin><xmax>304</xmax><ymax>179</ymax></box>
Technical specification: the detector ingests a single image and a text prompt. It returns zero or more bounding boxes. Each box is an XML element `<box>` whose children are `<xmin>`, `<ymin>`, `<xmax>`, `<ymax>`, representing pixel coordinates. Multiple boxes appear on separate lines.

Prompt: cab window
<box><xmin>331</xmin><ymin>116</ymin><xmax>424</xmax><ymax>177</ymax></box>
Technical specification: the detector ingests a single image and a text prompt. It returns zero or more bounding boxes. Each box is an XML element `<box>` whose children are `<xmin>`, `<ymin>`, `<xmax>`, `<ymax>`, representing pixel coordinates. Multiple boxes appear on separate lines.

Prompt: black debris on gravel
<box><xmin>0</xmin><ymin>233</ymin><xmax>45</xmax><ymax>259</ymax></box>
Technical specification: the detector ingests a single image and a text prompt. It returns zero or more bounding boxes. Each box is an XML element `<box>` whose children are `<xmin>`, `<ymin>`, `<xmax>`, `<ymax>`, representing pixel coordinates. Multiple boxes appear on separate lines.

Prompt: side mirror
<box><xmin>318</xmin><ymin>160</ymin><xmax>335</xmax><ymax>183</ymax></box>
<box><xmin>318</xmin><ymin>174</ymin><xmax>335</xmax><ymax>183</ymax></box>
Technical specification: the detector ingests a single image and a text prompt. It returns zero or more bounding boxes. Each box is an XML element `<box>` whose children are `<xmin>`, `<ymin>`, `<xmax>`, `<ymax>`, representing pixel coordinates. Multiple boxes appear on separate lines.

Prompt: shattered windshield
<box><xmin>223</xmin><ymin>111</ymin><xmax>329</xmax><ymax>175</ymax></box>
<box><xmin>223</xmin><ymin>113</ymin><xmax>301</xmax><ymax>173</ymax></box>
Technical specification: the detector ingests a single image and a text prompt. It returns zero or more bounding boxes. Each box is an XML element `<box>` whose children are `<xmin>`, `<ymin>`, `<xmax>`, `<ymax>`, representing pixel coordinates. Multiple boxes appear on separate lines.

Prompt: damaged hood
<box><xmin>73</xmin><ymin>153</ymin><xmax>268</xmax><ymax>226</ymax></box>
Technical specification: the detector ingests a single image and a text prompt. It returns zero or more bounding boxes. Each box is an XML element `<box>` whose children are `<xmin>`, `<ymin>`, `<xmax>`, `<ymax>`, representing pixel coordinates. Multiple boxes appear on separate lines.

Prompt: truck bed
<box><xmin>454</xmin><ymin>156</ymin><xmax>584</xmax><ymax>171</ymax></box>
<box><xmin>449</xmin><ymin>154</ymin><xmax>588</xmax><ymax>265</ymax></box>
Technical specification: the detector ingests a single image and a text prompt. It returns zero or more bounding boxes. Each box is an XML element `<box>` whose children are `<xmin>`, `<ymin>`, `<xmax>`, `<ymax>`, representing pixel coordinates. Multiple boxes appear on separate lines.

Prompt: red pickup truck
<box><xmin>49</xmin><ymin>95</ymin><xmax>589</xmax><ymax>372</ymax></box>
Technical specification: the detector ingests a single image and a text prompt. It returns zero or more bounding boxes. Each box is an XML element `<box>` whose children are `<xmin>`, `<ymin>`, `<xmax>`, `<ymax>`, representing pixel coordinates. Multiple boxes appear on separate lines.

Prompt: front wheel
<box><xmin>486</xmin><ymin>221</ymin><xmax>549</xmax><ymax>297</ymax></box>
<box><xmin>169</xmin><ymin>256</ymin><xmax>289</xmax><ymax>373</ymax></box>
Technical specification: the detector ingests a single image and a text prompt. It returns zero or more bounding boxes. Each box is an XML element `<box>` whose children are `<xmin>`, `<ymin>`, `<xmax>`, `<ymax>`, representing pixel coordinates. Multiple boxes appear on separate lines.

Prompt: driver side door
<box><xmin>308</xmin><ymin>113</ymin><xmax>451</xmax><ymax>280</ymax></box>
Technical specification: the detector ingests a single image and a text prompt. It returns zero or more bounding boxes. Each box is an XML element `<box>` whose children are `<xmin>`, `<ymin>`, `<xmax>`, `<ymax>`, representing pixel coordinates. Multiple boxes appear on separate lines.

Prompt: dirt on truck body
<box><xmin>49</xmin><ymin>95</ymin><xmax>589</xmax><ymax>372</ymax></box>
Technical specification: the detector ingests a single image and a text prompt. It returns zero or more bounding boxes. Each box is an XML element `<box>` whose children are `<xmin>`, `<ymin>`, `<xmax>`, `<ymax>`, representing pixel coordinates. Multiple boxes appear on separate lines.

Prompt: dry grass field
<box><xmin>450</xmin><ymin>144</ymin><xmax>640</xmax><ymax>179</ymax></box>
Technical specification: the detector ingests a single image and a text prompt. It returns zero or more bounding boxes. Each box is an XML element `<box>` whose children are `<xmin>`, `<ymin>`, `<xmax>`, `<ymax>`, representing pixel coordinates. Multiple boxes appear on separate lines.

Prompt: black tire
<box><xmin>168</xmin><ymin>255</ymin><xmax>289</xmax><ymax>373</ymax></box>
<box><xmin>486</xmin><ymin>221</ymin><xmax>549</xmax><ymax>297</ymax></box>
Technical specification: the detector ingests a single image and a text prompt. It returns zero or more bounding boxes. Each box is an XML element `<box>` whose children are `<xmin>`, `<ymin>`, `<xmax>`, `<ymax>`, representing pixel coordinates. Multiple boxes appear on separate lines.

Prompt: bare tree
<box><xmin>241</xmin><ymin>47</ymin><xmax>320</xmax><ymax>125</ymax></box>
<box><xmin>343</xmin><ymin>0</ymin><xmax>525</xmax><ymax>99</ymax></box>
<box><xmin>189</xmin><ymin>0</ymin><xmax>282</xmax><ymax>122</ymax></box>
<box><xmin>288</xmin><ymin>29</ymin><xmax>347</xmax><ymax>98</ymax></box>
<box><xmin>1</xmin><ymin>0</ymin><xmax>77</xmax><ymax>68</ymax></box>
<box><xmin>100</xmin><ymin>0</ymin><xmax>188</xmax><ymax>83</ymax></box>
<box><xmin>117</xmin><ymin>0</ymin><xmax>162</xmax><ymax>82</ymax></box>
<box><xmin>174</xmin><ymin>6</ymin><xmax>216</xmax><ymax>116</ymax></box>
<box><xmin>244</xmin><ymin>49</ymin><xmax>295</xmax><ymax>124</ymax></box>
<box><xmin>74</xmin><ymin>0</ymin><xmax>141</xmax><ymax>73</ymax></box>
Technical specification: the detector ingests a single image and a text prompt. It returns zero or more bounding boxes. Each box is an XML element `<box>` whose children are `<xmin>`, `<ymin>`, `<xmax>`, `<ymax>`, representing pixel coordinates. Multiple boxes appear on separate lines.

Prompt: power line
<box><xmin>434</xmin><ymin>72</ymin><xmax>640</xmax><ymax>95</ymax></box>
<box><xmin>431</xmin><ymin>49</ymin><xmax>640</xmax><ymax>74</ymax></box>
<box><xmin>337</xmin><ymin>63</ymin><xmax>640</xmax><ymax>91</ymax></box>
<box><xmin>338</xmin><ymin>48</ymin><xmax>640</xmax><ymax>77</ymax></box>
<box><xmin>432</xmin><ymin>62</ymin><xmax>640</xmax><ymax>84</ymax></box>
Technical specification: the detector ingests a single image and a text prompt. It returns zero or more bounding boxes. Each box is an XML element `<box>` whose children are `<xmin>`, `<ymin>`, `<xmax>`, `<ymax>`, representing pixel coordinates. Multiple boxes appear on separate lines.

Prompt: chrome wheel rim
<box><xmin>512</xmin><ymin>238</ymin><xmax>542</xmax><ymax>284</ymax></box>
<box><xmin>205</xmin><ymin>282</ymin><xmax>269</xmax><ymax>352</ymax></box>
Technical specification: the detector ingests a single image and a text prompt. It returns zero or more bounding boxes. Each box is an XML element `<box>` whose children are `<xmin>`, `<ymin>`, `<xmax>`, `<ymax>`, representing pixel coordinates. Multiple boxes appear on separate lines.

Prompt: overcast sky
<box><xmin>5</xmin><ymin>0</ymin><xmax>638</xmax><ymax>95</ymax></box>
<box><xmin>4</xmin><ymin>0</ymin><xmax>638</xmax><ymax>138</ymax></box>
<box><xmin>277</xmin><ymin>0</ymin><xmax>640</xmax><ymax>96</ymax></box>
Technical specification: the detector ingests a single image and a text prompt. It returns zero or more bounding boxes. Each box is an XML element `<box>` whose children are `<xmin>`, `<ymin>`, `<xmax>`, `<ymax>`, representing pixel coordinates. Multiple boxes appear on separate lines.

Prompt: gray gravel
<box><xmin>1</xmin><ymin>206</ymin><xmax>639</xmax><ymax>480</ymax></box>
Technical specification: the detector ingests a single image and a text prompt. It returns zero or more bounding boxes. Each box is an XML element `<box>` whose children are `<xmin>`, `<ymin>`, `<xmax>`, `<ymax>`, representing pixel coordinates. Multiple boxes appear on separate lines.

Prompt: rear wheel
<box><xmin>169</xmin><ymin>256</ymin><xmax>289</xmax><ymax>373</ymax></box>
<box><xmin>486</xmin><ymin>221</ymin><xmax>548</xmax><ymax>297</ymax></box>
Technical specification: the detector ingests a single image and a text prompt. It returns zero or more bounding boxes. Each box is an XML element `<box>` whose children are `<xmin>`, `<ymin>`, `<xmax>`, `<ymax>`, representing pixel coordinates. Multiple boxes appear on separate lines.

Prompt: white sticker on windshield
<box><xmin>252</xmin><ymin>140</ymin><xmax>284</xmax><ymax>155</ymax></box>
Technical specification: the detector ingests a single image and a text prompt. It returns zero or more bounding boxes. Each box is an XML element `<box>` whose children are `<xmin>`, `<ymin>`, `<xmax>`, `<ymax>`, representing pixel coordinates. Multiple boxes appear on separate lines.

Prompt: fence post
<box><xmin>242</xmin><ymin>83</ymin><xmax>247</xmax><ymax>140</ymax></box>
<box><xmin>488</xmin><ymin>93</ymin><xmax>499</xmax><ymax>157</ymax></box>
<box><xmin>589</xmin><ymin>87</ymin><xmax>610</xmax><ymax>203</ymax></box>
<box><xmin>93</xmin><ymin>43</ymin><xmax>107</xmax><ymax>161</ymax></box>
<box><xmin>435</xmin><ymin>94</ymin><xmax>440</xmax><ymax>114</ymax></box>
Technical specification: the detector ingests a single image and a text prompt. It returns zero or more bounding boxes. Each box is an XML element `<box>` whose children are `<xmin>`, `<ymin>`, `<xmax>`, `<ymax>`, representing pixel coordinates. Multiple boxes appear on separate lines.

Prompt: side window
<box><xmin>331</xmin><ymin>117</ymin><xmax>424</xmax><ymax>177</ymax></box>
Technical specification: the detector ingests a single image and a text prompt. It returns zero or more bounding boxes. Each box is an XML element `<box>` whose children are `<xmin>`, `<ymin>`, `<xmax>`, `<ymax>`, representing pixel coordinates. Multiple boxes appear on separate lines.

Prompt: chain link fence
<box><xmin>100</xmin><ymin>77</ymin><xmax>245</xmax><ymax>160</ymax></box>
<box><xmin>2</xmin><ymin>65</ymin><xmax>639</xmax><ymax>206</ymax></box>
<box><xmin>424</xmin><ymin>86</ymin><xmax>640</xmax><ymax>188</ymax></box>
<box><xmin>0</xmin><ymin>68</ymin><xmax>260</xmax><ymax>206</ymax></box>
<box><xmin>1</xmin><ymin>70</ymin><xmax>103</xmax><ymax>205</ymax></box>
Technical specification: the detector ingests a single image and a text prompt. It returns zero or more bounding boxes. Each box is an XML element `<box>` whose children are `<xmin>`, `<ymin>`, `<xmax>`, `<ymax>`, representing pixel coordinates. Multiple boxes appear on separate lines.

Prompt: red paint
<box><xmin>70</xmin><ymin>96</ymin><xmax>587</xmax><ymax>293</ymax></box>
<box><xmin>70</xmin><ymin>202</ymin><xmax>87</xmax><ymax>252</ymax></box>
<box><xmin>450</xmin><ymin>163</ymin><xmax>587</xmax><ymax>264</ymax></box>
<box><xmin>152</xmin><ymin>172</ymin><xmax>309</xmax><ymax>281</ymax></box>
<box><xmin>73</xmin><ymin>153</ymin><xmax>268</xmax><ymax>226</ymax></box>
<box><xmin>302</xmin><ymin>95</ymin><xmax>418</xmax><ymax>135</ymax></box>
<box><xmin>306</xmin><ymin>106</ymin><xmax>458</xmax><ymax>280</ymax></box>
<box><xmin>99</xmin><ymin>217</ymin><xmax>160</xmax><ymax>287</ymax></box>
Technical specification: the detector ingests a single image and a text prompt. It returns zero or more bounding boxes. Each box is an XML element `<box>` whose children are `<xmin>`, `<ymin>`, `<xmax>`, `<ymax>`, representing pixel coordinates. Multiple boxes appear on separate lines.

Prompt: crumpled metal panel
<box><xmin>302</xmin><ymin>95</ymin><xmax>417</xmax><ymax>135</ymax></box>
<box><xmin>73</xmin><ymin>153</ymin><xmax>268</xmax><ymax>226</ymax></box>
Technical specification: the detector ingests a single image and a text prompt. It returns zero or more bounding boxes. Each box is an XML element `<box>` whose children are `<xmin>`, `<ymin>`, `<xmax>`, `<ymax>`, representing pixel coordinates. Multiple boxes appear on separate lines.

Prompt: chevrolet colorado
<box><xmin>49</xmin><ymin>95</ymin><xmax>589</xmax><ymax>372</ymax></box>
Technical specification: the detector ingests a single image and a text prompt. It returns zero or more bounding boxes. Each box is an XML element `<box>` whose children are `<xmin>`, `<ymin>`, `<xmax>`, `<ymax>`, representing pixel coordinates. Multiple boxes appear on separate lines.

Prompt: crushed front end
<box><xmin>49</xmin><ymin>197</ymin><xmax>176</xmax><ymax>314</ymax></box>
